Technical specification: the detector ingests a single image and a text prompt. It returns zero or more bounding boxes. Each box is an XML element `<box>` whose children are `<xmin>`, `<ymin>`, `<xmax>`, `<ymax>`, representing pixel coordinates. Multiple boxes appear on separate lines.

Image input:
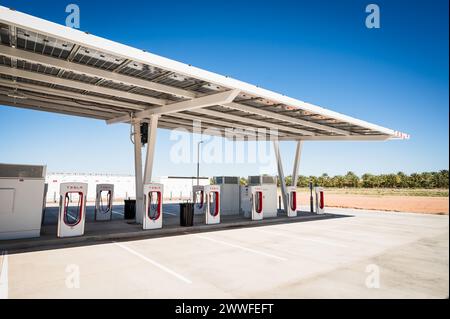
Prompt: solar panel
<box><xmin>0</xmin><ymin>6</ymin><xmax>410</xmax><ymax>141</ymax></box>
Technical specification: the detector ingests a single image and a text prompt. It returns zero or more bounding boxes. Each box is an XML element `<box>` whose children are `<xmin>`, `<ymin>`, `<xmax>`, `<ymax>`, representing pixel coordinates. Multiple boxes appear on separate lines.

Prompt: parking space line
<box><xmin>274</xmin><ymin>224</ymin><xmax>356</xmax><ymax>236</ymax></box>
<box><xmin>113</xmin><ymin>242</ymin><xmax>192</xmax><ymax>284</ymax></box>
<box><xmin>163</xmin><ymin>212</ymin><xmax>177</xmax><ymax>216</ymax></box>
<box><xmin>195</xmin><ymin>234</ymin><xmax>288</xmax><ymax>261</ymax></box>
<box><xmin>254</xmin><ymin>228</ymin><xmax>349</xmax><ymax>248</ymax></box>
<box><xmin>270</xmin><ymin>226</ymin><xmax>397</xmax><ymax>248</ymax></box>
<box><xmin>112</xmin><ymin>210</ymin><xmax>124</xmax><ymax>216</ymax></box>
<box><xmin>0</xmin><ymin>251</ymin><xmax>8</xmax><ymax>299</ymax></box>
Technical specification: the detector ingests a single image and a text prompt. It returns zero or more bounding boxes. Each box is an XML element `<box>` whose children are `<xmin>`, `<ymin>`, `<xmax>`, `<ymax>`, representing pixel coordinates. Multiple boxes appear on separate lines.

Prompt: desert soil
<box><xmin>296</xmin><ymin>192</ymin><xmax>449</xmax><ymax>215</ymax></box>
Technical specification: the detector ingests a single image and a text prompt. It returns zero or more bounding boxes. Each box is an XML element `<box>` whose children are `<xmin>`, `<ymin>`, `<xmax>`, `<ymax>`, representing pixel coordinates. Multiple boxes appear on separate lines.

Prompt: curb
<box><xmin>0</xmin><ymin>213</ymin><xmax>345</xmax><ymax>253</ymax></box>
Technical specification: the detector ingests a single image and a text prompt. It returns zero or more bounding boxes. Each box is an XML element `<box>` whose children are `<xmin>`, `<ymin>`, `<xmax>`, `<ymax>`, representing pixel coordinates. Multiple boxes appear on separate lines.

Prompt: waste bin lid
<box><xmin>179</xmin><ymin>202</ymin><xmax>193</xmax><ymax>207</ymax></box>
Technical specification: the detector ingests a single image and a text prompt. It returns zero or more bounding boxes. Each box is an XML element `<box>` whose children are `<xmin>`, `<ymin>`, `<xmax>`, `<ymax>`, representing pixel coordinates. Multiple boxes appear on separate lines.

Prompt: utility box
<box><xmin>247</xmin><ymin>175</ymin><xmax>278</xmax><ymax>218</ymax></box>
<box><xmin>0</xmin><ymin>163</ymin><xmax>46</xmax><ymax>240</ymax></box>
<box><xmin>213</xmin><ymin>176</ymin><xmax>240</xmax><ymax>215</ymax></box>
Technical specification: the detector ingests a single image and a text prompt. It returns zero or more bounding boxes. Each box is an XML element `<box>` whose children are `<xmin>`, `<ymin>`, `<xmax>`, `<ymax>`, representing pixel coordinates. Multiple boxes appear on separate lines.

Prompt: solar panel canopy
<box><xmin>0</xmin><ymin>6</ymin><xmax>409</xmax><ymax>141</ymax></box>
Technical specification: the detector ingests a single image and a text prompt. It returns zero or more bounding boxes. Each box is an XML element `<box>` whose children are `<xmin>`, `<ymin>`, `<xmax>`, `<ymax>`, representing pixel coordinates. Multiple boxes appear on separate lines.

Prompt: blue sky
<box><xmin>0</xmin><ymin>0</ymin><xmax>448</xmax><ymax>177</ymax></box>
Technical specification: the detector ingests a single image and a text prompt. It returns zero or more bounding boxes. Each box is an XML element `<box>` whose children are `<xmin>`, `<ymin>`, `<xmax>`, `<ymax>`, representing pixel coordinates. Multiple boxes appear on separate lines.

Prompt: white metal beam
<box><xmin>107</xmin><ymin>89</ymin><xmax>240</xmax><ymax>124</ymax></box>
<box><xmin>166</xmin><ymin>112</ymin><xmax>286</xmax><ymax>137</ymax></box>
<box><xmin>158</xmin><ymin>120</ymin><xmax>231</xmax><ymax>138</ymax></box>
<box><xmin>3</xmin><ymin>94</ymin><xmax>123</xmax><ymax>115</ymax></box>
<box><xmin>290</xmin><ymin>135</ymin><xmax>391</xmax><ymax>141</ymax></box>
<box><xmin>160</xmin><ymin>116</ymin><xmax>264</xmax><ymax>138</ymax></box>
<box><xmin>223</xmin><ymin>102</ymin><xmax>350</xmax><ymax>136</ymax></box>
<box><xmin>245</xmin><ymin>136</ymin><xmax>299</xmax><ymax>141</ymax></box>
<box><xmin>0</xmin><ymin>78</ymin><xmax>146</xmax><ymax>111</ymax></box>
<box><xmin>158</xmin><ymin>120</ymin><xmax>258</xmax><ymax>140</ymax></box>
<box><xmin>0</xmin><ymin>45</ymin><xmax>197</xmax><ymax>99</ymax></box>
<box><xmin>0</xmin><ymin>65</ymin><xmax>166</xmax><ymax>106</ymax></box>
<box><xmin>157</xmin><ymin>120</ymin><xmax>309</xmax><ymax>141</ymax></box>
<box><xmin>193</xmin><ymin>108</ymin><xmax>315</xmax><ymax>136</ymax></box>
<box><xmin>0</xmin><ymin>97</ymin><xmax>115</xmax><ymax>120</ymax></box>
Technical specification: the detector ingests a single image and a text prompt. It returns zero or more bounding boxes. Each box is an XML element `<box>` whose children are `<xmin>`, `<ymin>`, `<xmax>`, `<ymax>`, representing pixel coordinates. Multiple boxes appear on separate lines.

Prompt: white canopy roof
<box><xmin>0</xmin><ymin>6</ymin><xmax>409</xmax><ymax>141</ymax></box>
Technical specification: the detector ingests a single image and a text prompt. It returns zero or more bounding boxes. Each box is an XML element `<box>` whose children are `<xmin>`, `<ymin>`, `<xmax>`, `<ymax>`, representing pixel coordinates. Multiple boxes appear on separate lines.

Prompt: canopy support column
<box><xmin>273</xmin><ymin>140</ymin><xmax>288</xmax><ymax>213</ymax></box>
<box><xmin>143</xmin><ymin>115</ymin><xmax>159</xmax><ymax>184</ymax></box>
<box><xmin>292</xmin><ymin>141</ymin><xmax>303</xmax><ymax>187</ymax></box>
<box><xmin>133</xmin><ymin>120</ymin><xmax>144</xmax><ymax>224</ymax></box>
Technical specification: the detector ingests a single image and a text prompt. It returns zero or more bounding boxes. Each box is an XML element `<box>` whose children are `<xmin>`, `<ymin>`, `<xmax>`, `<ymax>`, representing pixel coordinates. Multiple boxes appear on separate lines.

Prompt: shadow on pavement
<box><xmin>0</xmin><ymin>203</ymin><xmax>352</xmax><ymax>255</ymax></box>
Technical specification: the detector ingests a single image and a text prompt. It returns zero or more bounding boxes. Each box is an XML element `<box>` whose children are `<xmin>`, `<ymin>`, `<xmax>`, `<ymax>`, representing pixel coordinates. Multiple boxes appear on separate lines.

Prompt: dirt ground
<box><xmin>296</xmin><ymin>192</ymin><xmax>449</xmax><ymax>215</ymax></box>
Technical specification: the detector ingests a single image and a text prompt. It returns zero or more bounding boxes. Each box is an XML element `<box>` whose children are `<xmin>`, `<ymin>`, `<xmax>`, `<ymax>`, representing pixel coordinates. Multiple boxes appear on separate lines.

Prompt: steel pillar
<box><xmin>292</xmin><ymin>141</ymin><xmax>303</xmax><ymax>187</ymax></box>
<box><xmin>133</xmin><ymin>120</ymin><xmax>144</xmax><ymax>224</ymax></box>
<box><xmin>143</xmin><ymin>115</ymin><xmax>159</xmax><ymax>184</ymax></box>
<box><xmin>273</xmin><ymin>140</ymin><xmax>288</xmax><ymax>212</ymax></box>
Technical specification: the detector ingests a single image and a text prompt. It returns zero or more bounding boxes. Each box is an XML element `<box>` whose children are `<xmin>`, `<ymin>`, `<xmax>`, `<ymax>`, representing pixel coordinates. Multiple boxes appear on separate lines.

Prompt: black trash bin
<box><xmin>124</xmin><ymin>199</ymin><xmax>136</xmax><ymax>220</ymax></box>
<box><xmin>179</xmin><ymin>202</ymin><xmax>194</xmax><ymax>226</ymax></box>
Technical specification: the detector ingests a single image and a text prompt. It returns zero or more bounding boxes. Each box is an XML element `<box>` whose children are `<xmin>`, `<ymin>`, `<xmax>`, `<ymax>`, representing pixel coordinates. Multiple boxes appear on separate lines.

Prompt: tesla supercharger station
<box><xmin>250</xmin><ymin>186</ymin><xmax>264</xmax><ymax>220</ymax></box>
<box><xmin>205</xmin><ymin>185</ymin><xmax>220</xmax><ymax>224</ymax></box>
<box><xmin>143</xmin><ymin>183</ymin><xmax>163</xmax><ymax>230</ymax></box>
<box><xmin>57</xmin><ymin>182</ymin><xmax>87</xmax><ymax>238</ymax></box>
<box><xmin>192</xmin><ymin>185</ymin><xmax>205</xmax><ymax>215</ymax></box>
<box><xmin>95</xmin><ymin>184</ymin><xmax>114</xmax><ymax>221</ymax></box>
<box><xmin>315</xmin><ymin>187</ymin><xmax>325</xmax><ymax>214</ymax></box>
<box><xmin>286</xmin><ymin>186</ymin><xmax>298</xmax><ymax>217</ymax></box>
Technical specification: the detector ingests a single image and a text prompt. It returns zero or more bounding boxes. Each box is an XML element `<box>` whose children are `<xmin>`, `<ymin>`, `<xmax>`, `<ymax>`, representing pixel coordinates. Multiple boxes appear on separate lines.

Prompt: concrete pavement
<box><xmin>1</xmin><ymin>208</ymin><xmax>448</xmax><ymax>298</ymax></box>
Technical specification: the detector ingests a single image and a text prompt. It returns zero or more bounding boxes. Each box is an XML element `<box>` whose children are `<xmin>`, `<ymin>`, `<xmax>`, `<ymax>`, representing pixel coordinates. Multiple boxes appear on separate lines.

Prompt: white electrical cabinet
<box><xmin>213</xmin><ymin>176</ymin><xmax>240</xmax><ymax>215</ymax></box>
<box><xmin>247</xmin><ymin>175</ymin><xmax>278</xmax><ymax>218</ymax></box>
<box><xmin>0</xmin><ymin>163</ymin><xmax>46</xmax><ymax>240</ymax></box>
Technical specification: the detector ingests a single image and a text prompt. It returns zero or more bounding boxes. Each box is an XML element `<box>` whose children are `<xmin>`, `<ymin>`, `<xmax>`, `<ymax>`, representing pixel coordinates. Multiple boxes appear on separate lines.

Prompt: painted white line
<box><xmin>271</xmin><ymin>226</ymin><xmax>393</xmax><ymax>248</ymax></box>
<box><xmin>113</xmin><ymin>242</ymin><xmax>192</xmax><ymax>284</ymax></box>
<box><xmin>0</xmin><ymin>251</ymin><xmax>8</xmax><ymax>299</ymax></box>
<box><xmin>112</xmin><ymin>210</ymin><xmax>124</xmax><ymax>216</ymax></box>
<box><xmin>163</xmin><ymin>212</ymin><xmax>177</xmax><ymax>216</ymax></box>
<box><xmin>274</xmin><ymin>224</ymin><xmax>355</xmax><ymax>236</ymax></box>
<box><xmin>195</xmin><ymin>234</ymin><xmax>288</xmax><ymax>261</ymax></box>
<box><xmin>254</xmin><ymin>228</ymin><xmax>348</xmax><ymax>248</ymax></box>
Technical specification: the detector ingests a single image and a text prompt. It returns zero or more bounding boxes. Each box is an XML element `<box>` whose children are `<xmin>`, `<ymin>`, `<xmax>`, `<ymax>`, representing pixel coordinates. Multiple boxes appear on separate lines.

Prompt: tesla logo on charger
<box><xmin>68</xmin><ymin>186</ymin><xmax>82</xmax><ymax>190</ymax></box>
